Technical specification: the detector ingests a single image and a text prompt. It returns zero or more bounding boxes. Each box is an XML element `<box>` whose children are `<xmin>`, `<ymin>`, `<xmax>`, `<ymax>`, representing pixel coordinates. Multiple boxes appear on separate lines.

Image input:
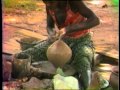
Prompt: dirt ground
<box><xmin>2</xmin><ymin>1</ymin><xmax>119</xmax><ymax>55</ymax></box>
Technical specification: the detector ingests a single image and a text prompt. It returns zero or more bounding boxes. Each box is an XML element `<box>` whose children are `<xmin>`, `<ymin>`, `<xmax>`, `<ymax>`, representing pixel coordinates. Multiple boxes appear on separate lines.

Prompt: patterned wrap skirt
<box><xmin>20</xmin><ymin>33</ymin><xmax>94</xmax><ymax>71</ymax></box>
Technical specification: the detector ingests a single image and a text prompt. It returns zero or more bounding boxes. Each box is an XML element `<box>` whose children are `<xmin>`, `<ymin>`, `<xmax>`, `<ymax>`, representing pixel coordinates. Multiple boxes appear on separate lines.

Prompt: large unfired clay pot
<box><xmin>47</xmin><ymin>40</ymin><xmax>72</xmax><ymax>68</ymax></box>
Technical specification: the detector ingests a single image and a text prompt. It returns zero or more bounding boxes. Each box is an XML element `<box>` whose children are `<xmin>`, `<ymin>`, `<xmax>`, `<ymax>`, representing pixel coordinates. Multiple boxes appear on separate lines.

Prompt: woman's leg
<box><xmin>72</xmin><ymin>44</ymin><xmax>94</xmax><ymax>90</ymax></box>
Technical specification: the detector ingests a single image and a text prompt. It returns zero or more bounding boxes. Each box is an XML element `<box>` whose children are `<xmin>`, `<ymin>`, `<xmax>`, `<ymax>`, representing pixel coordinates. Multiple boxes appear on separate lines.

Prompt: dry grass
<box><xmin>2</xmin><ymin>0</ymin><xmax>38</xmax><ymax>11</ymax></box>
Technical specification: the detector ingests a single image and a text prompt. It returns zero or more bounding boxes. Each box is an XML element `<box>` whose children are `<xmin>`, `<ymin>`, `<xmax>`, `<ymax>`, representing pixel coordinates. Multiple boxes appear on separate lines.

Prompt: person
<box><xmin>4</xmin><ymin>1</ymin><xmax>100</xmax><ymax>90</ymax></box>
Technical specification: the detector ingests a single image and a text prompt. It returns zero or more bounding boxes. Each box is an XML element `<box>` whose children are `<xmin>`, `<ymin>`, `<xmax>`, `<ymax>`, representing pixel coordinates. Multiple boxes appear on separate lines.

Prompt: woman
<box><xmin>16</xmin><ymin>1</ymin><xmax>100</xmax><ymax>90</ymax></box>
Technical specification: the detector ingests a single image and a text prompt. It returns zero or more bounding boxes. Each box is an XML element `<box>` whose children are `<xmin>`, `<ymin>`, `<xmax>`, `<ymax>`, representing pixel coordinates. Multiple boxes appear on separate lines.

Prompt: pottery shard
<box><xmin>22</xmin><ymin>77</ymin><xmax>52</xmax><ymax>89</ymax></box>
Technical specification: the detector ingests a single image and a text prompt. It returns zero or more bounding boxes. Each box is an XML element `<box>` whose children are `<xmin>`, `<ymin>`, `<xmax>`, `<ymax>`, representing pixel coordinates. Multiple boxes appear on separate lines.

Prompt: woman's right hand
<box><xmin>48</xmin><ymin>29</ymin><xmax>59</xmax><ymax>43</ymax></box>
<box><xmin>48</xmin><ymin>34</ymin><xmax>58</xmax><ymax>43</ymax></box>
<box><xmin>48</xmin><ymin>28</ymin><xmax>66</xmax><ymax>42</ymax></box>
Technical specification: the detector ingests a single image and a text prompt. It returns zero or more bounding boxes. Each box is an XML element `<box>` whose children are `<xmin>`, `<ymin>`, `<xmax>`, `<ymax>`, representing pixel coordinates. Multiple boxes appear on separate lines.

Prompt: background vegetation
<box><xmin>2</xmin><ymin>0</ymin><xmax>39</xmax><ymax>11</ymax></box>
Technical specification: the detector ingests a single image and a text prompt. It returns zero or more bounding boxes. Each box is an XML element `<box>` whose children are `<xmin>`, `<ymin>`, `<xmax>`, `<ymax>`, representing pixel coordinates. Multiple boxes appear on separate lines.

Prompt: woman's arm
<box><xmin>46</xmin><ymin>6</ymin><xmax>56</xmax><ymax>36</ymax></box>
<box><xmin>65</xmin><ymin>1</ymin><xmax>100</xmax><ymax>34</ymax></box>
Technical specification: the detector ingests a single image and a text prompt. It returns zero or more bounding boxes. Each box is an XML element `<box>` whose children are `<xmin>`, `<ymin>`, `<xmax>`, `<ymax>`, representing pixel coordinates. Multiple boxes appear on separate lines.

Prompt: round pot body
<box><xmin>47</xmin><ymin>40</ymin><xmax>72</xmax><ymax>68</ymax></box>
<box><xmin>12</xmin><ymin>53</ymin><xmax>31</xmax><ymax>79</ymax></box>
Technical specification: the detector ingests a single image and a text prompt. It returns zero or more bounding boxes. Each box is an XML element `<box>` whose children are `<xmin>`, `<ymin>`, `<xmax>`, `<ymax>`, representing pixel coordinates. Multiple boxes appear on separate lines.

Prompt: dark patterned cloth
<box><xmin>19</xmin><ymin>33</ymin><xmax>94</xmax><ymax>90</ymax></box>
<box><xmin>20</xmin><ymin>34</ymin><xmax>94</xmax><ymax>64</ymax></box>
<box><xmin>63</xmin><ymin>34</ymin><xmax>94</xmax><ymax>90</ymax></box>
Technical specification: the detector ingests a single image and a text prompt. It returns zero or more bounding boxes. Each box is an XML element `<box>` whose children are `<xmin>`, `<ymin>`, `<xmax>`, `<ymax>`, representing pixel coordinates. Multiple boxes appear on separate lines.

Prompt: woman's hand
<box><xmin>48</xmin><ymin>28</ymin><xmax>66</xmax><ymax>42</ymax></box>
<box><xmin>48</xmin><ymin>34</ymin><xmax>58</xmax><ymax>43</ymax></box>
<box><xmin>58</xmin><ymin>28</ymin><xmax>66</xmax><ymax>40</ymax></box>
<box><xmin>48</xmin><ymin>29</ymin><xmax>58</xmax><ymax>43</ymax></box>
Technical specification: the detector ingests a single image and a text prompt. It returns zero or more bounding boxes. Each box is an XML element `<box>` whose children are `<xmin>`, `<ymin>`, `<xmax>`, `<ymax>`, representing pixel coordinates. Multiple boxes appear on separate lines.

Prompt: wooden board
<box><xmin>17</xmin><ymin>29</ymin><xmax>47</xmax><ymax>40</ymax></box>
<box><xmin>95</xmin><ymin>46</ymin><xmax>119</xmax><ymax>60</ymax></box>
<box><xmin>3</xmin><ymin>37</ymin><xmax>21</xmax><ymax>54</ymax></box>
<box><xmin>3</xmin><ymin>28</ymin><xmax>48</xmax><ymax>54</ymax></box>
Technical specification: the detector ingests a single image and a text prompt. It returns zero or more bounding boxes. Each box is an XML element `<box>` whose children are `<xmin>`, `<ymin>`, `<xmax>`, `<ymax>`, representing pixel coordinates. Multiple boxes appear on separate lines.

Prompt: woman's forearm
<box><xmin>65</xmin><ymin>17</ymin><xmax>100</xmax><ymax>34</ymax></box>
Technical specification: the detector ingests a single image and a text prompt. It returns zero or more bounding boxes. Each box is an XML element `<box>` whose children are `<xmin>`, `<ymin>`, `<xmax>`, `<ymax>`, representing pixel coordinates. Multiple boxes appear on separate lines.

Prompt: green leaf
<box><xmin>56</xmin><ymin>67</ymin><xmax>66</xmax><ymax>76</ymax></box>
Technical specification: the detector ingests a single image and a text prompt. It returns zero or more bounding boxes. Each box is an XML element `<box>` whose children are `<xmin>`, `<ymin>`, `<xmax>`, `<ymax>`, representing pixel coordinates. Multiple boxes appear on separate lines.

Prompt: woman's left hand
<box><xmin>58</xmin><ymin>28</ymin><xmax>66</xmax><ymax>39</ymax></box>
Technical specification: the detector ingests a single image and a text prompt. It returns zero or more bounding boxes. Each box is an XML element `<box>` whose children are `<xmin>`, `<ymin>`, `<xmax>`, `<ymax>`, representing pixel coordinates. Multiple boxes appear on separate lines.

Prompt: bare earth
<box><xmin>2</xmin><ymin>1</ymin><xmax>119</xmax><ymax>56</ymax></box>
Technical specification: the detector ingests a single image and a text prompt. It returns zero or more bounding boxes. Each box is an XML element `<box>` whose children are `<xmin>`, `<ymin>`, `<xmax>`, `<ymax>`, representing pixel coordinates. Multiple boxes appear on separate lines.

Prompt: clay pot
<box><xmin>109</xmin><ymin>66</ymin><xmax>119</xmax><ymax>90</ymax></box>
<box><xmin>17</xmin><ymin>37</ymin><xmax>39</xmax><ymax>51</ymax></box>
<box><xmin>12</xmin><ymin>53</ymin><xmax>31</xmax><ymax>79</ymax></box>
<box><xmin>3</xmin><ymin>60</ymin><xmax>12</xmax><ymax>81</ymax></box>
<box><xmin>47</xmin><ymin>40</ymin><xmax>72</xmax><ymax>68</ymax></box>
<box><xmin>2</xmin><ymin>54</ymin><xmax>13</xmax><ymax>81</ymax></box>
